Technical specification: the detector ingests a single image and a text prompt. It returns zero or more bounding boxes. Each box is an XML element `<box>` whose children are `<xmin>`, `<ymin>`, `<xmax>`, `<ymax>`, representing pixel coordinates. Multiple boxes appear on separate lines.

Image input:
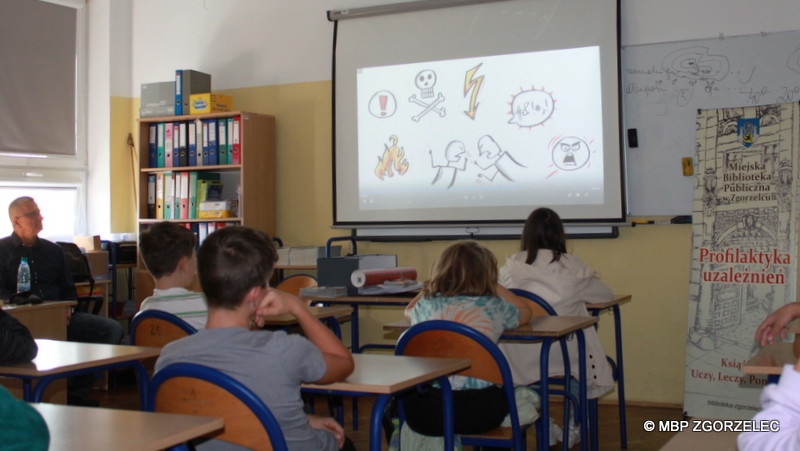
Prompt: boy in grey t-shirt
<box><xmin>155</xmin><ymin>227</ymin><xmax>355</xmax><ymax>451</ymax></box>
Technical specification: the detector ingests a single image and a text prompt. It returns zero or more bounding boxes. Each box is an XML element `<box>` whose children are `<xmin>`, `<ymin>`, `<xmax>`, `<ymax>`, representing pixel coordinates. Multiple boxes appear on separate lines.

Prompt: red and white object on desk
<box><xmin>351</xmin><ymin>267</ymin><xmax>417</xmax><ymax>288</ymax></box>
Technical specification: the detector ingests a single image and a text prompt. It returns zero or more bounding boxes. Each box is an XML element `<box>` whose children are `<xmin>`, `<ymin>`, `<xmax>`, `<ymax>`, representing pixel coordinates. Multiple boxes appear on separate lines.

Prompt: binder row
<box><xmin>181</xmin><ymin>221</ymin><xmax>239</xmax><ymax>248</ymax></box>
<box><xmin>147</xmin><ymin>172</ymin><xmax>224</xmax><ymax>220</ymax></box>
<box><xmin>147</xmin><ymin>117</ymin><xmax>241</xmax><ymax>169</ymax></box>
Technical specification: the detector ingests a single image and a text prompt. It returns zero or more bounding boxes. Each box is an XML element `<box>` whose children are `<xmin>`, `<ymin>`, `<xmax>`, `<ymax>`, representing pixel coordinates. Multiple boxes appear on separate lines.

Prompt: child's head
<box><xmin>422</xmin><ymin>240</ymin><xmax>498</xmax><ymax>298</ymax></box>
<box><xmin>520</xmin><ymin>207</ymin><xmax>567</xmax><ymax>264</ymax></box>
<box><xmin>197</xmin><ymin>226</ymin><xmax>277</xmax><ymax>310</ymax></box>
<box><xmin>139</xmin><ymin>222</ymin><xmax>196</xmax><ymax>280</ymax></box>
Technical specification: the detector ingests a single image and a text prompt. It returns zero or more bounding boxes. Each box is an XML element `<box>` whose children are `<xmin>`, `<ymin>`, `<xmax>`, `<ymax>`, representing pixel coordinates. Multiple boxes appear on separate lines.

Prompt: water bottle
<box><xmin>17</xmin><ymin>257</ymin><xmax>31</xmax><ymax>293</ymax></box>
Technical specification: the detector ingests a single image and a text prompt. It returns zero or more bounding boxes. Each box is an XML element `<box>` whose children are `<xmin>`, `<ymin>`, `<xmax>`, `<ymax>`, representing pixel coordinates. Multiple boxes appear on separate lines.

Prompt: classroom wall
<box><xmin>102</xmin><ymin>0</ymin><xmax>800</xmax><ymax>406</ymax></box>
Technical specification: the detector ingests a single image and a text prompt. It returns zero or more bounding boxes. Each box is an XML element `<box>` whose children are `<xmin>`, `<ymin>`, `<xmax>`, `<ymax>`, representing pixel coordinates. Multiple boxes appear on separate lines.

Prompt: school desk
<box><xmin>302</xmin><ymin>353</ymin><xmax>470</xmax><ymax>451</ymax></box>
<box><xmin>0</xmin><ymin>339</ymin><xmax>160</xmax><ymax>406</ymax></box>
<box><xmin>301</xmin><ymin>293</ymin><xmax>416</xmax><ymax>353</ymax></box>
<box><xmin>1</xmin><ymin>301</ymin><xmax>76</xmax><ymax>403</ymax></box>
<box><xmin>384</xmin><ymin>315</ymin><xmax>598</xmax><ymax>451</ymax></box>
<box><xmin>259</xmin><ymin>305</ymin><xmax>352</xmax><ymax>337</ymax></box>
<box><xmin>742</xmin><ymin>341</ymin><xmax>796</xmax><ymax>384</ymax></box>
<box><xmin>2</xmin><ymin>300</ymin><xmax>76</xmax><ymax>340</ymax></box>
<box><xmin>31</xmin><ymin>402</ymin><xmax>223</xmax><ymax>451</ymax></box>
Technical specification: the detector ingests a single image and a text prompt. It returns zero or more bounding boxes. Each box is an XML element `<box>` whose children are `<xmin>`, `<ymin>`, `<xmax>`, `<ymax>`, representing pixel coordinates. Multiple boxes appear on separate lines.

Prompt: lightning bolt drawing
<box><xmin>463</xmin><ymin>63</ymin><xmax>484</xmax><ymax>120</ymax></box>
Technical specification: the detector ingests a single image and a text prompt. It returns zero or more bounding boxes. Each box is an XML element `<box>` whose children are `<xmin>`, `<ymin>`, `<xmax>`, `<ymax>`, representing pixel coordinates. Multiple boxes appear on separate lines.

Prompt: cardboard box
<box><xmin>198</xmin><ymin>210</ymin><xmax>232</xmax><ymax>219</ymax></box>
<box><xmin>289</xmin><ymin>246</ymin><xmax>341</xmax><ymax>266</ymax></box>
<box><xmin>84</xmin><ymin>251</ymin><xmax>109</xmax><ymax>281</ymax></box>
<box><xmin>140</xmin><ymin>81</ymin><xmax>175</xmax><ymax>118</ymax></box>
<box><xmin>177</xmin><ymin>69</ymin><xmax>211</xmax><ymax>115</ymax></box>
<box><xmin>317</xmin><ymin>254</ymin><xmax>397</xmax><ymax>295</ymax></box>
<box><xmin>190</xmin><ymin>93</ymin><xmax>233</xmax><ymax>114</ymax></box>
<box><xmin>74</xmin><ymin>235</ymin><xmax>101</xmax><ymax>251</ymax></box>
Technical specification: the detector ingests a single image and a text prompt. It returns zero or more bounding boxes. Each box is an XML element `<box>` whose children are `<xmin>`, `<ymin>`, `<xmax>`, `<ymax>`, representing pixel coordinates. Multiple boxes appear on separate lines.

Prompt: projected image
<box><xmin>549</xmin><ymin>135</ymin><xmax>593</xmax><ymax>174</ymax></box>
<box><xmin>356</xmin><ymin>46</ymin><xmax>604</xmax><ymax>212</ymax></box>
<box><xmin>508</xmin><ymin>87</ymin><xmax>555</xmax><ymax>128</ymax></box>
<box><xmin>374</xmin><ymin>135</ymin><xmax>409</xmax><ymax>180</ymax></box>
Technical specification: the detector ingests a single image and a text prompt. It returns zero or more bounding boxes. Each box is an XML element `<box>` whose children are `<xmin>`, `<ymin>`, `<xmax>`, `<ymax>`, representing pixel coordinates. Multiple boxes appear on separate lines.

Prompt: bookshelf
<box><xmin>136</xmin><ymin>111</ymin><xmax>276</xmax><ymax>236</ymax></box>
<box><xmin>135</xmin><ymin>111</ymin><xmax>276</xmax><ymax>306</ymax></box>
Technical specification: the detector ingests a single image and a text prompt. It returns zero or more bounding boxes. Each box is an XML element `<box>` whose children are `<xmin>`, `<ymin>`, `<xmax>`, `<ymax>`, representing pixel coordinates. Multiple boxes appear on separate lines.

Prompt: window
<box><xmin>0</xmin><ymin>0</ymin><xmax>88</xmax><ymax>235</ymax></box>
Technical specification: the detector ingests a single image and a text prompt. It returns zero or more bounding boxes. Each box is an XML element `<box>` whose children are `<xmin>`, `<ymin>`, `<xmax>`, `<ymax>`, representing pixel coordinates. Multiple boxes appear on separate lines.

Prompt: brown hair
<box><xmin>421</xmin><ymin>241</ymin><xmax>498</xmax><ymax>298</ymax></box>
<box><xmin>520</xmin><ymin>207</ymin><xmax>567</xmax><ymax>264</ymax></box>
<box><xmin>197</xmin><ymin>226</ymin><xmax>277</xmax><ymax>310</ymax></box>
<box><xmin>139</xmin><ymin>222</ymin><xmax>196</xmax><ymax>278</ymax></box>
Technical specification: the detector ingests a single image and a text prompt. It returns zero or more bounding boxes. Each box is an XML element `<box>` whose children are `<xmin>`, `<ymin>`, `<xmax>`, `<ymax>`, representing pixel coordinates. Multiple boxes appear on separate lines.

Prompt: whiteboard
<box><xmin>622</xmin><ymin>29</ymin><xmax>800</xmax><ymax>216</ymax></box>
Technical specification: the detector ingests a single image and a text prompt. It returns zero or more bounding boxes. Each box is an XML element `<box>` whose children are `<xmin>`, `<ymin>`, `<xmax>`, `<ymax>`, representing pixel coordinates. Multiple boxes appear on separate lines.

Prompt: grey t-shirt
<box><xmin>155</xmin><ymin>327</ymin><xmax>337</xmax><ymax>451</ymax></box>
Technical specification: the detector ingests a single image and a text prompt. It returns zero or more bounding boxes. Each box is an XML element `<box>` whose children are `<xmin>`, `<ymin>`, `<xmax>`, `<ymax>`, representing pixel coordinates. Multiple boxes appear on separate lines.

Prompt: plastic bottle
<box><xmin>17</xmin><ymin>257</ymin><xmax>31</xmax><ymax>293</ymax></box>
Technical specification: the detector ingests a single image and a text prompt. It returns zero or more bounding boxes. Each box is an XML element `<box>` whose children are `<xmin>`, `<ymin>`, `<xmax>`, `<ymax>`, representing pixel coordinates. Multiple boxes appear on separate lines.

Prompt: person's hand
<box><xmin>254</xmin><ymin>288</ymin><xmax>302</xmax><ymax>319</ymax></box>
<box><xmin>308</xmin><ymin>414</ymin><xmax>345</xmax><ymax>449</ymax></box>
<box><xmin>755</xmin><ymin>303</ymin><xmax>800</xmax><ymax>346</ymax></box>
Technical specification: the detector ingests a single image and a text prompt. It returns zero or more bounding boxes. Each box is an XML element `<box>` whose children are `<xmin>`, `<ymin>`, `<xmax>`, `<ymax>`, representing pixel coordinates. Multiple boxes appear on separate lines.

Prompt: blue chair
<box><xmin>149</xmin><ymin>362</ymin><xmax>288</xmax><ymax>451</ymax></box>
<box><xmin>130</xmin><ymin>309</ymin><xmax>198</xmax><ymax>347</ymax></box>
<box><xmin>511</xmin><ymin>288</ymin><xmax>622</xmax><ymax>451</ymax></box>
<box><xmin>395</xmin><ymin>320</ymin><xmax>531</xmax><ymax>451</ymax></box>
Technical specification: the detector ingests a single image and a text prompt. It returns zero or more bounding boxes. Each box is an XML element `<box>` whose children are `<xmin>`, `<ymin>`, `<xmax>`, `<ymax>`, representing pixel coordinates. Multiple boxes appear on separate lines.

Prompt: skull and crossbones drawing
<box><xmin>409</xmin><ymin>69</ymin><xmax>446</xmax><ymax>122</ymax></box>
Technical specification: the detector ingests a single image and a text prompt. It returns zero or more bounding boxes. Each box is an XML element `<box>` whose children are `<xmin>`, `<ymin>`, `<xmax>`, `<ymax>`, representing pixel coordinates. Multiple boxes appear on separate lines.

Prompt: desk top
<box><xmin>384</xmin><ymin>315</ymin><xmax>598</xmax><ymax>339</ymax></box>
<box><xmin>304</xmin><ymin>293</ymin><xmax>631</xmax><ymax>309</ymax></box>
<box><xmin>32</xmin><ymin>402</ymin><xmax>223</xmax><ymax>451</ymax></box>
<box><xmin>303</xmin><ymin>353</ymin><xmax>470</xmax><ymax>395</ymax></box>
<box><xmin>261</xmin><ymin>306</ymin><xmax>353</xmax><ymax>326</ymax></box>
<box><xmin>586</xmin><ymin>294</ymin><xmax>631</xmax><ymax>310</ymax></box>
<box><xmin>742</xmin><ymin>342</ymin><xmax>796</xmax><ymax>375</ymax></box>
<box><xmin>2</xmin><ymin>300</ymin><xmax>76</xmax><ymax>312</ymax></box>
<box><xmin>0</xmin><ymin>339</ymin><xmax>161</xmax><ymax>377</ymax></box>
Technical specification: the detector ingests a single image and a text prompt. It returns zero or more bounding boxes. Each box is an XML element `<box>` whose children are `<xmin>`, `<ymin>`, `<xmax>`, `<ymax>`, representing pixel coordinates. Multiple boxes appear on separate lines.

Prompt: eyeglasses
<box><xmin>15</xmin><ymin>210</ymin><xmax>41</xmax><ymax>220</ymax></box>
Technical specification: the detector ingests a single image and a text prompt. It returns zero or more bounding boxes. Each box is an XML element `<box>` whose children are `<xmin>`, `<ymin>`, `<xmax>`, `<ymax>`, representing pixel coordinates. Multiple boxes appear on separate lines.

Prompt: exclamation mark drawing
<box><xmin>380</xmin><ymin>95</ymin><xmax>387</xmax><ymax>116</ymax></box>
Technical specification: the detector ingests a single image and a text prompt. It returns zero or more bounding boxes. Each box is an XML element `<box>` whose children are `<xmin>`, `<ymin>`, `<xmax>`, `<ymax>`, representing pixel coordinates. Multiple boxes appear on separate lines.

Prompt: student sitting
<box><xmin>738</xmin><ymin>359</ymin><xmax>800</xmax><ymax>450</ymax></box>
<box><xmin>498</xmin><ymin>207</ymin><xmax>616</xmax><ymax>446</ymax></box>
<box><xmin>139</xmin><ymin>222</ymin><xmax>207</xmax><ymax>330</ymax></box>
<box><xmin>155</xmin><ymin>226</ymin><xmax>355</xmax><ymax>451</ymax></box>
<box><xmin>401</xmin><ymin>240</ymin><xmax>533</xmax><ymax>444</ymax></box>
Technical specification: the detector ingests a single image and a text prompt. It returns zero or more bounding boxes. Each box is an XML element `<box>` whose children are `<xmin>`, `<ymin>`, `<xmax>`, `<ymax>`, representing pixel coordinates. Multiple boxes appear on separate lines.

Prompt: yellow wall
<box><xmin>113</xmin><ymin>80</ymin><xmax>692</xmax><ymax>407</ymax></box>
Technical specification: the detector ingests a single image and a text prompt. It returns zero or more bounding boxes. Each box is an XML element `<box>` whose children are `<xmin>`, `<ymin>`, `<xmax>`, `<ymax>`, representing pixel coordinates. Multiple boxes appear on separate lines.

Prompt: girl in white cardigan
<box><xmin>498</xmin><ymin>208</ymin><xmax>616</xmax><ymax>445</ymax></box>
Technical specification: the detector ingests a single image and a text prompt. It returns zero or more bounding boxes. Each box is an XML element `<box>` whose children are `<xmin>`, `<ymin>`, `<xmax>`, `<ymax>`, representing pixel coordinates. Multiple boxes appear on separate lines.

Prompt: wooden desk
<box><xmin>302</xmin><ymin>293</ymin><xmax>416</xmax><ymax>353</ymax></box>
<box><xmin>384</xmin><ymin>315</ymin><xmax>598</xmax><ymax>340</ymax></box>
<box><xmin>2</xmin><ymin>301</ymin><xmax>75</xmax><ymax>340</ymax></box>
<box><xmin>0</xmin><ymin>339</ymin><xmax>160</xmax><ymax>405</ymax></box>
<box><xmin>1</xmin><ymin>301</ymin><xmax>76</xmax><ymax>403</ymax></box>
<box><xmin>261</xmin><ymin>306</ymin><xmax>352</xmax><ymax>326</ymax></box>
<box><xmin>383</xmin><ymin>316</ymin><xmax>598</xmax><ymax>451</ymax></box>
<box><xmin>303</xmin><ymin>353</ymin><xmax>470</xmax><ymax>451</ymax></box>
<box><xmin>742</xmin><ymin>342</ymin><xmax>796</xmax><ymax>383</ymax></box>
<box><xmin>32</xmin><ymin>402</ymin><xmax>223</xmax><ymax>451</ymax></box>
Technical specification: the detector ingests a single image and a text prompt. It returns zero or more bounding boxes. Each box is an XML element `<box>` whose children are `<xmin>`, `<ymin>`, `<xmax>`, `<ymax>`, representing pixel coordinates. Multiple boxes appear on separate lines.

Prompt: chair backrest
<box><xmin>275</xmin><ymin>274</ymin><xmax>318</xmax><ymax>297</ymax></box>
<box><xmin>130</xmin><ymin>309</ymin><xmax>197</xmax><ymax>347</ymax></box>
<box><xmin>510</xmin><ymin>288</ymin><xmax>574</xmax><ymax>380</ymax></box>
<box><xmin>149</xmin><ymin>362</ymin><xmax>288</xmax><ymax>451</ymax></box>
<box><xmin>57</xmin><ymin>242</ymin><xmax>94</xmax><ymax>285</ymax></box>
<box><xmin>510</xmin><ymin>288</ymin><xmax>555</xmax><ymax>317</ymax></box>
<box><xmin>395</xmin><ymin>320</ymin><xmax>522</xmax><ymax>444</ymax></box>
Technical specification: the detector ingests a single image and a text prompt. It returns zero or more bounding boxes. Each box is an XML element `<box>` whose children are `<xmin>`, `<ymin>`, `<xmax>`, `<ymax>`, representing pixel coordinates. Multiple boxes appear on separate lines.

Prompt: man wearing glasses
<box><xmin>0</xmin><ymin>196</ymin><xmax>123</xmax><ymax>406</ymax></box>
